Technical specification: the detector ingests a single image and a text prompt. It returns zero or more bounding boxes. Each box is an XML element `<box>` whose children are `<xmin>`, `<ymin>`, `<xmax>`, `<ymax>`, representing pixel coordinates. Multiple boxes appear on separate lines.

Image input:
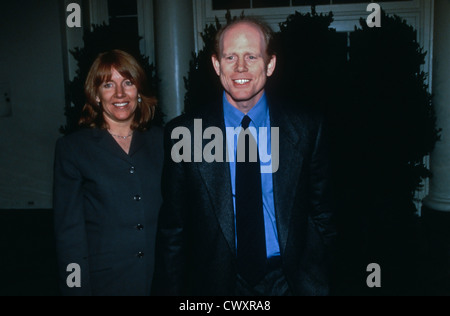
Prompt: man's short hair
<box><xmin>213</xmin><ymin>17</ymin><xmax>277</xmax><ymax>62</ymax></box>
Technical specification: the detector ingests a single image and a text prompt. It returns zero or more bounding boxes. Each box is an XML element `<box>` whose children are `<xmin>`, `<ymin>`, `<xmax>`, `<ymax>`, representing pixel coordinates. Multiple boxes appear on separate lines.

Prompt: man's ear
<box><xmin>266</xmin><ymin>55</ymin><xmax>277</xmax><ymax>77</ymax></box>
<box><xmin>211</xmin><ymin>55</ymin><xmax>221</xmax><ymax>76</ymax></box>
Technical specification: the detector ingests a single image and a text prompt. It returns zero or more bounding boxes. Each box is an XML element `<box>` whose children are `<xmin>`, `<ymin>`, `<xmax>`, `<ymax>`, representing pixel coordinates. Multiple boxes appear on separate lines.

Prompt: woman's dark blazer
<box><xmin>53</xmin><ymin>126</ymin><xmax>163</xmax><ymax>296</ymax></box>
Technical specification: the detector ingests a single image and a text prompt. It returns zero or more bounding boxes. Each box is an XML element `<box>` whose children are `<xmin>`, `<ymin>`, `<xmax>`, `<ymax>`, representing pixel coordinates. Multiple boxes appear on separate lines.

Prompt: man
<box><xmin>152</xmin><ymin>18</ymin><xmax>336</xmax><ymax>296</ymax></box>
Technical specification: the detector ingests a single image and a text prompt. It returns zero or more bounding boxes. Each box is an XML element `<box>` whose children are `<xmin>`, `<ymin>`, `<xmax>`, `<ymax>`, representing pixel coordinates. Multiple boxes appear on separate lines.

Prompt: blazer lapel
<box><xmin>93</xmin><ymin>128</ymin><xmax>133</xmax><ymax>163</ymax></box>
<box><xmin>196</xmin><ymin>104</ymin><xmax>236</xmax><ymax>256</ymax></box>
<box><xmin>129</xmin><ymin>130</ymin><xmax>145</xmax><ymax>157</ymax></box>
<box><xmin>270</xmin><ymin>102</ymin><xmax>304</xmax><ymax>256</ymax></box>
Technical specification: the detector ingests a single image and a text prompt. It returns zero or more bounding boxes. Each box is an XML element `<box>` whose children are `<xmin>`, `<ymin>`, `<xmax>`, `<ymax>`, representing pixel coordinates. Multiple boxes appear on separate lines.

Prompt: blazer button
<box><xmin>137</xmin><ymin>252</ymin><xmax>144</xmax><ymax>258</ymax></box>
<box><xmin>129</xmin><ymin>166</ymin><xmax>135</xmax><ymax>174</ymax></box>
<box><xmin>134</xmin><ymin>195</ymin><xmax>142</xmax><ymax>202</ymax></box>
<box><xmin>136</xmin><ymin>224</ymin><xmax>144</xmax><ymax>230</ymax></box>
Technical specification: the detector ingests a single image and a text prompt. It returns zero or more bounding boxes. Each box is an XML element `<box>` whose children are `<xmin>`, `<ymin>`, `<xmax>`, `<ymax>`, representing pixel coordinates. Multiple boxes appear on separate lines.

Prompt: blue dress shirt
<box><xmin>223</xmin><ymin>92</ymin><xmax>281</xmax><ymax>259</ymax></box>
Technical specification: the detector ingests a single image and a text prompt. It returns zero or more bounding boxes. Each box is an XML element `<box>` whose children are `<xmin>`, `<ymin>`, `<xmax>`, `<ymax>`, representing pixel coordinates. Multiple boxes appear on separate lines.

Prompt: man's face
<box><xmin>212</xmin><ymin>22</ymin><xmax>276</xmax><ymax>113</ymax></box>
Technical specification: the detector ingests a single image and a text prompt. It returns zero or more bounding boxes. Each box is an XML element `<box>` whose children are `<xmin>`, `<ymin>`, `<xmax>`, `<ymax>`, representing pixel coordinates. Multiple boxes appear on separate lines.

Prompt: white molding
<box><xmin>195</xmin><ymin>0</ymin><xmax>430</xmax><ymax>39</ymax></box>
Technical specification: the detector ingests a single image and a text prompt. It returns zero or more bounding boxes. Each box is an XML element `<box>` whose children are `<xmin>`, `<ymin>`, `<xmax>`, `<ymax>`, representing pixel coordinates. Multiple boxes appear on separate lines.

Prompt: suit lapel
<box><xmin>196</xmin><ymin>104</ymin><xmax>236</xmax><ymax>256</ymax></box>
<box><xmin>270</xmin><ymin>102</ymin><xmax>304</xmax><ymax>256</ymax></box>
<box><xmin>194</xmin><ymin>99</ymin><xmax>305</xmax><ymax>258</ymax></box>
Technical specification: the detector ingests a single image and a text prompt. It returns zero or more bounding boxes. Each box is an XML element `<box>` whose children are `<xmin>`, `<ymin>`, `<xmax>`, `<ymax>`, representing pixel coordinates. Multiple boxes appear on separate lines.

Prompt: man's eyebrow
<box><xmin>222</xmin><ymin>52</ymin><xmax>262</xmax><ymax>56</ymax></box>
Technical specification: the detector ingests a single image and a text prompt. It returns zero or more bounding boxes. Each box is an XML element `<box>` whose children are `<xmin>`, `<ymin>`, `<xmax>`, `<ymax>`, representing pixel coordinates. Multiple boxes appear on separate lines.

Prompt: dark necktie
<box><xmin>235</xmin><ymin>115</ymin><xmax>267</xmax><ymax>286</ymax></box>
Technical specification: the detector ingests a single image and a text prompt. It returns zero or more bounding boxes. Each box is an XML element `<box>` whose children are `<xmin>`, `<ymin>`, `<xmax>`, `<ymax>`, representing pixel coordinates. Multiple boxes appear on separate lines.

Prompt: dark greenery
<box><xmin>184</xmin><ymin>8</ymin><xmax>440</xmax><ymax>294</ymax></box>
<box><xmin>183</xmin><ymin>18</ymin><xmax>222</xmax><ymax>114</ymax></box>
<box><xmin>334</xmin><ymin>11</ymin><xmax>440</xmax><ymax>295</ymax></box>
<box><xmin>273</xmin><ymin>8</ymin><xmax>347</xmax><ymax>111</ymax></box>
<box><xmin>184</xmin><ymin>11</ymin><xmax>245</xmax><ymax>114</ymax></box>
<box><xmin>61</xmin><ymin>20</ymin><xmax>163</xmax><ymax>135</ymax></box>
<box><xmin>347</xmin><ymin>12</ymin><xmax>440</xmax><ymax>202</ymax></box>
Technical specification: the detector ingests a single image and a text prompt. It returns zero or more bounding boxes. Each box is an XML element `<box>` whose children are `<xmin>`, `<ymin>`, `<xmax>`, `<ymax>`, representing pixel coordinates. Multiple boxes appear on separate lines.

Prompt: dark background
<box><xmin>1</xmin><ymin>0</ymin><xmax>449</xmax><ymax>297</ymax></box>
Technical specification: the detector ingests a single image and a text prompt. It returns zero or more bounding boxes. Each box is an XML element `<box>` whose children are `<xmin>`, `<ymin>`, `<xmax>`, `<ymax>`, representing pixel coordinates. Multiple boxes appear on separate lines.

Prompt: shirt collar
<box><xmin>222</xmin><ymin>92</ymin><xmax>269</xmax><ymax>128</ymax></box>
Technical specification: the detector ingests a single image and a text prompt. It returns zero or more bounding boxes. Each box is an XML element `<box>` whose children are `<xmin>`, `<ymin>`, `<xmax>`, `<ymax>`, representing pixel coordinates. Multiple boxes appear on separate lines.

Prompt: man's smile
<box><xmin>233</xmin><ymin>79</ymin><xmax>251</xmax><ymax>85</ymax></box>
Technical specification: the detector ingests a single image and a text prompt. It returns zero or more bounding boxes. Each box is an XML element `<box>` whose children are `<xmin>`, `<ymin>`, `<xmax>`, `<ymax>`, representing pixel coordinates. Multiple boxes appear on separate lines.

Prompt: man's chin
<box><xmin>228</xmin><ymin>93</ymin><xmax>257</xmax><ymax>103</ymax></box>
<box><xmin>227</xmin><ymin>87</ymin><xmax>265</xmax><ymax>103</ymax></box>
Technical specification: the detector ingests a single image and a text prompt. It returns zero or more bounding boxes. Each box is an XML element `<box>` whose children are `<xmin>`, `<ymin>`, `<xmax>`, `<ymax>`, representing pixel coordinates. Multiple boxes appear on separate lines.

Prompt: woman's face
<box><xmin>96</xmin><ymin>67</ymin><xmax>139</xmax><ymax>127</ymax></box>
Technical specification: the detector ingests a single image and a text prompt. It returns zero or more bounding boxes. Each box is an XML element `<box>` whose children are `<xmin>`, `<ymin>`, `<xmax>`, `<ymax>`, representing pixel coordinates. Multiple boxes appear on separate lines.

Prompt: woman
<box><xmin>53</xmin><ymin>49</ymin><xmax>163</xmax><ymax>296</ymax></box>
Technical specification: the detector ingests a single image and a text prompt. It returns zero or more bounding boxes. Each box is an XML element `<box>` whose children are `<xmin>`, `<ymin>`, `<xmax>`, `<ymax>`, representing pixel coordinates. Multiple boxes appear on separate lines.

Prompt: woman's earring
<box><xmin>138</xmin><ymin>96</ymin><xmax>142</xmax><ymax>103</ymax></box>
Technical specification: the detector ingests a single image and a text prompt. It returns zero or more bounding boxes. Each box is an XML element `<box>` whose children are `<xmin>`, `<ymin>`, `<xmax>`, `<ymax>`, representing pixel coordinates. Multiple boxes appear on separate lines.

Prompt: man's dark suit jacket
<box><xmin>152</xmin><ymin>96</ymin><xmax>336</xmax><ymax>296</ymax></box>
<box><xmin>53</xmin><ymin>126</ymin><xmax>163</xmax><ymax>296</ymax></box>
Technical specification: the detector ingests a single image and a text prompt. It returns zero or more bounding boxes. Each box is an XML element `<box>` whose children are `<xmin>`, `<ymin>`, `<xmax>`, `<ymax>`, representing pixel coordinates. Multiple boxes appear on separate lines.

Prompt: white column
<box><xmin>154</xmin><ymin>0</ymin><xmax>195</xmax><ymax>121</ymax></box>
<box><xmin>137</xmin><ymin>0</ymin><xmax>155</xmax><ymax>63</ymax></box>
<box><xmin>423</xmin><ymin>0</ymin><xmax>450</xmax><ymax>212</ymax></box>
<box><xmin>62</xmin><ymin>0</ymin><xmax>84</xmax><ymax>81</ymax></box>
<box><xmin>62</xmin><ymin>0</ymin><xmax>109</xmax><ymax>89</ymax></box>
